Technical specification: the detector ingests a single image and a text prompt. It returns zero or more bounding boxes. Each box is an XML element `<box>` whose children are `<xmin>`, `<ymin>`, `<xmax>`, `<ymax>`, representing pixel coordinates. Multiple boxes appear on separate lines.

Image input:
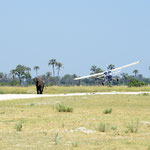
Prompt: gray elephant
<box><xmin>33</xmin><ymin>77</ymin><xmax>45</xmax><ymax>94</ymax></box>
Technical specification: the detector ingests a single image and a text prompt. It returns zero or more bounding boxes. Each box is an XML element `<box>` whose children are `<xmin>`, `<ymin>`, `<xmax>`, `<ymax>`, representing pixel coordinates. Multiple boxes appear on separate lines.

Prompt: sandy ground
<box><xmin>0</xmin><ymin>92</ymin><xmax>149</xmax><ymax>101</ymax></box>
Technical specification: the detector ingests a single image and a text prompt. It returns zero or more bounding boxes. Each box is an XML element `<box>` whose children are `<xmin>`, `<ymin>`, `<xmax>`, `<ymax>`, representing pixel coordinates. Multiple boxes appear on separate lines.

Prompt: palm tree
<box><xmin>90</xmin><ymin>65</ymin><xmax>97</xmax><ymax>74</ymax></box>
<box><xmin>95</xmin><ymin>67</ymin><xmax>103</xmax><ymax>73</ymax></box>
<box><xmin>10</xmin><ymin>70</ymin><xmax>16</xmax><ymax>80</ymax></box>
<box><xmin>26</xmin><ymin>67</ymin><xmax>31</xmax><ymax>73</ymax></box>
<box><xmin>48</xmin><ymin>59</ymin><xmax>57</xmax><ymax>77</ymax></box>
<box><xmin>121</xmin><ymin>73</ymin><xmax>129</xmax><ymax>84</ymax></box>
<box><xmin>56</xmin><ymin>62</ymin><xmax>63</xmax><ymax>76</ymax></box>
<box><xmin>34</xmin><ymin>66</ymin><xmax>40</xmax><ymax>77</ymax></box>
<box><xmin>107</xmin><ymin>64</ymin><xmax>115</xmax><ymax>70</ymax></box>
<box><xmin>133</xmin><ymin>70</ymin><xmax>139</xmax><ymax>77</ymax></box>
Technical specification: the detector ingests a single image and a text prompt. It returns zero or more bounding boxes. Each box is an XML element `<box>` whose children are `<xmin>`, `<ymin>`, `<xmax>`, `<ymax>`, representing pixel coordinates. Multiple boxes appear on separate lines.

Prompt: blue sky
<box><xmin>0</xmin><ymin>0</ymin><xmax>150</xmax><ymax>77</ymax></box>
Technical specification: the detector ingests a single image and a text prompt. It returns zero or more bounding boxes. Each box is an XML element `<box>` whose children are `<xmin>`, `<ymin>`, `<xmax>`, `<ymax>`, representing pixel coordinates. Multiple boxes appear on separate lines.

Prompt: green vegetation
<box><xmin>11</xmin><ymin>64</ymin><xmax>32</xmax><ymax>84</ymax></box>
<box><xmin>0</xmin><ymin>86</ymin><xmax>150</xmax><ymax>94</ymax></box>
<box><xmin>34</xmin><ymin>66</ymin><xmax>40</xmax><ymax>76</ymax></box>
<box><xmin>0</xmin><ymin>94</ymin><xmax>150</xmax><ymax>149</ymax></box>
<box><xmin>103</xmin><ymin>108</ymin><xmax>112</xmax><ymax>114</ymax></box>
<box><xmin>128</xmin><ymin>78</ymin><xmax>147</xmax><ymax>87</ymax></box>
<box><xmin>14</xmin><ymin>121</ymin><xmax>23</xmax><ymax>131</ymax></box>
<box><xmin>96</xmin><ymin>122</ymin><xmax>108</xmax><ymax>132</ymax></box>
<box><xmin>56</xmin><ymin>103</ymin><xmax>73</xmax><ymax>112</ymax></box>
<box><xmin>125</xmin><ymin>119</ymin><xmax>139</xmax><ymax>133</ymax></box>
<box><xmin>111</xmin><ymin>125</ymin><xmax>117</xmax><ymax>131</ymax></box>
<box><xmin>0</xmin><ymin>59</ymin><xmax>149</xmax><ymax>86</ymax></box>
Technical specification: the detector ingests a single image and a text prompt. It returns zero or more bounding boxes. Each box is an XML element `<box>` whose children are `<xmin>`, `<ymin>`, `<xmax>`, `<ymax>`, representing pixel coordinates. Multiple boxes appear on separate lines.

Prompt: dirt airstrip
<box><xmin>0</xmin><ymin>91</ymin><xmax>149</xmax><ymax>101</ymax></box>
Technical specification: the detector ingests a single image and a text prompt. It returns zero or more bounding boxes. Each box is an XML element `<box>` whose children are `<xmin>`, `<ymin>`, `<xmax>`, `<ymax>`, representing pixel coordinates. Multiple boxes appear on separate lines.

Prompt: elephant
<box><xmin>33</xmin><ymin>77</ymin><xmax>45</xmax><ymax>94</ymax></box>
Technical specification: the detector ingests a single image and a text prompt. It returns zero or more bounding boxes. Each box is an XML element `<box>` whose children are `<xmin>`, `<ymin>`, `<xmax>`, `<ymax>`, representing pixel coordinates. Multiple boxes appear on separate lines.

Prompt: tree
<box><xmin>133</xmin><ymin>70</ymin><xmax>139</xmax><ymax>77</ymax></box>
<box><xmin>95</xmin><ymin>67</ymin><xmax>103</xmax><ymax>73</ymax></box>
<box><xmin>90</xmin><ymin>65</ymin><xmax>103</xmax><ymax>85</ymax></box>
<box><xmin>107</xmin><ymin>64</ymin><xmax>115</xmax><ymax>70</ymax></box>
<box><xmin>34</xmin><ymin>66</ymin><xmax>40</xmax><ymax>76</ymax></box>
<box><xmin>42</xmin><ymin>72</ymin><xmax>56</xmax><ymax>85</ymax></box>
<box><xmin>0</xmin><ymin>72</ymin><xmax>4</xmax><ymax>79</ymax></box>
<box><xmin>90</xmin><ymin>65</ymin><xmax>103</xmax><ymax>74</ymax></box>
<box><xmin>26</xmin><ymin>67</ymin><xmax>31</xmax><ymax>74</ymax></box>
<box><xmin>10</xmin><ymin>70</ymin><xmax>16</xmax><ymax>80</ymax></box>
<box><xmin>90</xmin><ymin>65</ymin><xmax>97</xmax><ymax>74</ymax></box>
<box><xmin>73</xmin><ymin>74</ymin><xmax>77</xmax><ymax>78</ymax></box>
<box><xmin>56</xmin><ymin>62</ymin><xmax>63</xmax><ymax>76</ymax></box>
<box><xmin>121</xmin><ymin>73</ymin><xmax>129</xmax><ymax>84</ymax></box>
<box><xmin>46</xmin><ymin>72</ymin><xmax>51</xmax><ymax>77</ymax></box>
<box><xmin>11</xmin><ymin>65</ymin><xmax>31</xmax><ymax>84</ymax></box>
<box><xmin>60</xmin><ymin>74</ymin><xmax>76</xmax><ymax>85</ymax></box>
<box><xmin>25</xmin><ymin>72</ymin><xmax>32</xmax><ymax>84</ymax></box>
<box><xmin>48</xmin><ymin>59</ymin><xmax>57</xmax><ymax>77</ymax></box>
<box><xmin>128</xmin><ymin>78</ymin><xmax>146</xmax><ymax>87</ymax></box>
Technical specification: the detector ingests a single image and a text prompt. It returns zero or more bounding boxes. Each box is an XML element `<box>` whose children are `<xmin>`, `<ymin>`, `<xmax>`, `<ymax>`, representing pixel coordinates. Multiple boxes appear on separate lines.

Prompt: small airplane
<box><xmin>74</xmin><ymin>61</ymin><xmax>141</xmax><ymax>84</ymax></box>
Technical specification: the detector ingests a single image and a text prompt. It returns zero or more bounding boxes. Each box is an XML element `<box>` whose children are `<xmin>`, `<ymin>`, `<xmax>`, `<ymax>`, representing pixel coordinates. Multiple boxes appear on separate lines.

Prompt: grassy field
<box><xmin>0</xmin><ymin>85</ymin><xmax>150</xmax><ymax>94</ymax></box>
<box><xmin>0</xmin><ymin>94</ymin><xmax>150</xmax><ymax>149</ymax></box>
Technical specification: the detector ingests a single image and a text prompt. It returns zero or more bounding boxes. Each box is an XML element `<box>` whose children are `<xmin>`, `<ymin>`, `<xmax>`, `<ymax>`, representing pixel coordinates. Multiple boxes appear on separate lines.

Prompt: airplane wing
<box><xmin>111</xmin><ymin>60</ymin><xmax>141</xmax><ymax>72</ymax></box>
<box><xmin>74</xmin><ymin>60</ymin><xmax>140</xmax><ymax>80</ymax></box>
<box><xmin>74</xmin><ymin>72</ymin><xmax>105</xmax><ymax>80</ymax></box>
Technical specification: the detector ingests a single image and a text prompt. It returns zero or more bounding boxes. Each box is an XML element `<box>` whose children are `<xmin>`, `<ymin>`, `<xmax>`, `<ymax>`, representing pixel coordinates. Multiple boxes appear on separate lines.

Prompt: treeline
<box><xmin>0</xmin><ymin>59</ymin><xmax>150</xmax><ymax>86</ymax></box>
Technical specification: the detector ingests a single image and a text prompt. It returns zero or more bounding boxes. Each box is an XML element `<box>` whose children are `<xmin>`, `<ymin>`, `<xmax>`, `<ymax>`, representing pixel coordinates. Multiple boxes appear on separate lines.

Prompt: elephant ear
<box><xmin>33</xmin><ymin>78</ymin><xmax>39</xmax><ymax>86</ymax></box>
<box><xmin>33</xmin><ymin>78</ymin><xmax>37</xmax><ymax>83</ymax></box>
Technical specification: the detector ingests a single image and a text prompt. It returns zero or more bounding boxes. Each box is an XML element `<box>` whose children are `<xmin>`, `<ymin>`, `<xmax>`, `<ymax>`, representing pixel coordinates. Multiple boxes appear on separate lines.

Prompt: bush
<box><xmin>128</xmin><ymin>78</ymin><xmax>146</xmax><ymax>87</ymax></box>
<box><xmin>96</xmin><ymin>122</ymin><xmax>107</xmax><ymax>132</ymax></box>
<box><xmin>0</xmin><ymin>80</ymin><xmax>20</xmax><ymax>86</ymax></box>
<box><xmin>15</xmin><ymin>122</ymin><xmax>23</xmax><ymax>131</ymax></box>
<box><xmin>111</xmin><ymin>125</ymin><xmax>117</xmax><ymax>130</ymax></box>
<box><xmin>9</xmin><ymin>80</ymin><xmax>20</xmax><ymax>86</ymax></box>
<box><xmin>125</xmin><ymin>119</ymin><xmax>139</xmax><ymax>133</ymax></box>
<box><xmin>103</xmin><ymin>108</ymin><xmax>112</xmax><ymax>114</ymax></box>
<box><xmin>56</xmin><ymin>104</ymin><xmax>73</xmax><ymax>112</ymax></box>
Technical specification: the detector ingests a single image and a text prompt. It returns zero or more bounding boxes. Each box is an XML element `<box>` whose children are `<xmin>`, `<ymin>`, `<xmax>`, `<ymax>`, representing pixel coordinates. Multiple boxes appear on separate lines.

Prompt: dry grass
<box><xmin>0</xmin><ymin>85</ymin><xmax>150</xmax><ymax>94</ymax></box>
<box><xmin>0</xmin><ymin>94</ymin><xmax>150</xmax><ymax>149</ymax></box>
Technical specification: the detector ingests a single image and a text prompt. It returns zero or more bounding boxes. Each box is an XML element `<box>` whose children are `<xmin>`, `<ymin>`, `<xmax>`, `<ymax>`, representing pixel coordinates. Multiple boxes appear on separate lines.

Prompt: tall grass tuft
<box><xmin>96</xmin><ymin>122</ymin><xmax>108</xmax><ymax>132</ymax></box>
<box><xmin>125</xmin><ymin>119</ymin><xmax>139</xmax><ymax>133</ymax></box>
<box><xmin>111</xmin><ymin>125</ymin><xmax>117</xmax><ymax>131</ymax></box>
<box><xmin>56</xmin><ymin>104</ymin><xmax>73</xmax><ymax>112</ymax></box>
<box><xmin>15</xmin><ymin>121</ymin><xmax>23</xmax><ymax>131</ymax></box>
<box><xmin>103</xmin><ymin>108</ymin><xmax>112</xmax><ymax>114</ymax></box>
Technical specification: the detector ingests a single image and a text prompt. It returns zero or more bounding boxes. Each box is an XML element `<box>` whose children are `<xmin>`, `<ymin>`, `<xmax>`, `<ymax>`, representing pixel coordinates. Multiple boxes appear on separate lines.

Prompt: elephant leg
<box><xmin>41</xmin><ymin>85</ymin><xmax>44</xmax><ymax>94</ymax></box>
<box><xmin>37</xmin><ymin>87</ymin><xmax>40</xmax><ymax>94</ymax></box>
<box><xmin>37</xmin><ymin>90</ymin><xmax>39</xmax><ymax>94</ymax></box>
<box><xmin>36</xmin><ymin>88</ymin><xmax>38</xmax><ymax>94</ymax></box>
<box><xmin>40</xmin><ymin>87</ymin><xmax>43</xmax><ymax>94</ymax></box>
<box><xmin>38</xmin><ymin>90</ymin><xmax>41</xmax><ymax>94</ymax></box>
